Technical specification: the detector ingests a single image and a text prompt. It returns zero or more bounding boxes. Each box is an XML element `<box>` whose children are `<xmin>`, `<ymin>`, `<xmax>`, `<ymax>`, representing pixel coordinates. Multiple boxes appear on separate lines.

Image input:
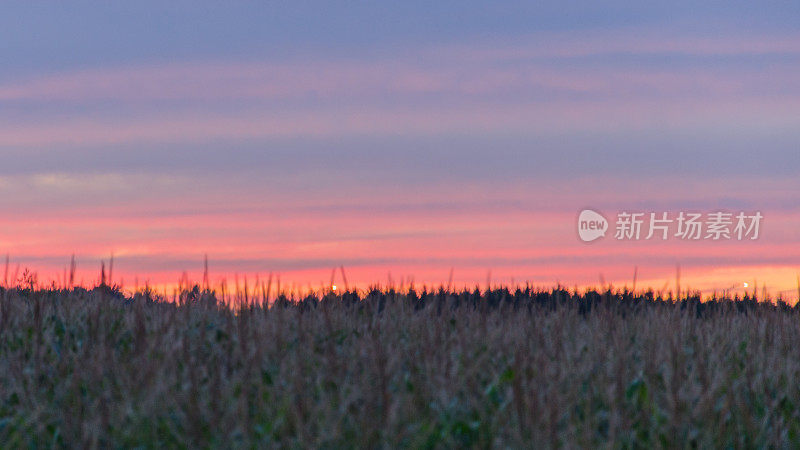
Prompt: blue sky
<box><xmin>3</xmin><ymin>1</ymin><xmax>799</xmax><ymax>73</ymax></box>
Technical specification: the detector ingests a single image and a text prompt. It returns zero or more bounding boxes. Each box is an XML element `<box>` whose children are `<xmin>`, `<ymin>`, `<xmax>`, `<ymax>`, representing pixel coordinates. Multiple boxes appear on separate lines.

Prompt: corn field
<box><xmin>1</xmin><ymin>285</ymin><xmax>800</xmax><ymax>448</ymax></box>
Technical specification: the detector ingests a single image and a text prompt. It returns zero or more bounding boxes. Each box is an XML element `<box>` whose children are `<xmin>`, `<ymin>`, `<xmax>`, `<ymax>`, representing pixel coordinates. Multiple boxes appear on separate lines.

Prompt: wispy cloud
<box><xmin>4</xmin><ymin>32</ymin><xmax>800</xmax><ymax>102</ymax></box>
<box><xmin>2</xmin><ymin>28</ymin><xmax>799</xmax><ymax>292</ymax></box>
<box><xmin>1</xmin><ymin>31</ymin><xmax>799</xmax><ymax>147</ymax></box>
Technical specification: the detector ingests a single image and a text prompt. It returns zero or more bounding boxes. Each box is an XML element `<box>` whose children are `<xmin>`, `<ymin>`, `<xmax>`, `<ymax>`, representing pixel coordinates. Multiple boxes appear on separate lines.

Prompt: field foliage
<box><xmin>1</xmin><ymin>285</ymin><xmax>799</xmax><ymax>448</ymax></box>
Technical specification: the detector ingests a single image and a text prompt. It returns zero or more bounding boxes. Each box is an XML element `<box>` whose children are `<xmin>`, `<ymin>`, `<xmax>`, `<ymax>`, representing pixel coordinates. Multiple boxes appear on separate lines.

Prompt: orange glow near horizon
<box><xmin>4</xmin><ymin>204</ymin><xmax>798</xmax><ymax>300</ymax></box>
<box><xmin>8</xmin><ymin>262</ymin><xmax>800</xmax><ymax>304</ymax></box>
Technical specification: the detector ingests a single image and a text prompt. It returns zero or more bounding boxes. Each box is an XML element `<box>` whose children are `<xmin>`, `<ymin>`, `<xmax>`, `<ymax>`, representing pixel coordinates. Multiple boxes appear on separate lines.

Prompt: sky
<box><xmin>1</xmin><ymin>2</ymin><xmax>799</xmax><ymax>296</ymax></box>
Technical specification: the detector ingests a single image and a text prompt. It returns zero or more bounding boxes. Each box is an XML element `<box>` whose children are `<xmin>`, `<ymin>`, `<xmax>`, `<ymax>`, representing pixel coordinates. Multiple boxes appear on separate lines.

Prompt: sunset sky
<box><xmin>2</xmin><ymin>2</ymin><xmax>799</xmax><ymax>296</ymax></box>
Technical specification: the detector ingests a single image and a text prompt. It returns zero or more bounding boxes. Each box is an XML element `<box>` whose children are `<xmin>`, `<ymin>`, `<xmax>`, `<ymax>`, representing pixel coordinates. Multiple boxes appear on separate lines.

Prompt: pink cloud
<box><xmin>1</xmin><ymin>31</ymin><xmax>798</xmax><ymax>296</ymax></box>
<box><xmin>0</xmin><ymin>95</ymin><xmax>798</xmax><ymax>147</ymax></box>
<box><xmin>0</xmin><ymin>30</ymin><xmax>798</xmax><ymax>147</ymax></box>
